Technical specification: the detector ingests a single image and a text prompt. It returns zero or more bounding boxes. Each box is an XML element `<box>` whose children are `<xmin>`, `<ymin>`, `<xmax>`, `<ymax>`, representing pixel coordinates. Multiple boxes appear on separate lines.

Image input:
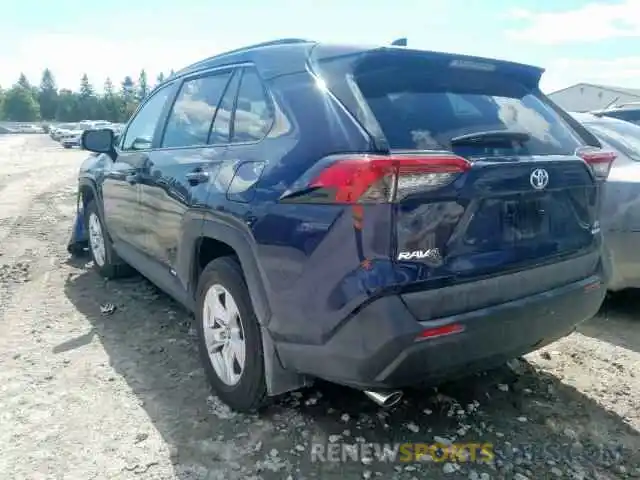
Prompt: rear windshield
<box><xmin>314</xmin><ymin>50</ymin><xmax>583</xmax><ymax>157</ymax></box>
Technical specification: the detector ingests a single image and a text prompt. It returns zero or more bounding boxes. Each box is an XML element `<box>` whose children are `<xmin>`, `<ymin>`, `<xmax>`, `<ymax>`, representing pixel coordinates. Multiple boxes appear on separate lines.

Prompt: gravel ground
<box><xmin>1</xmin><ymin>135</ymin><xmax>639</xmax><ymax>480</ymax></box>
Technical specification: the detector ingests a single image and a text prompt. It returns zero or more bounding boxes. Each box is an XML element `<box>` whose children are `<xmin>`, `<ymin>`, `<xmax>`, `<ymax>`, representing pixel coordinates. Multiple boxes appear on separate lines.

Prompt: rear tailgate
<box><xmin>310</xmin><ymin>46</ymin><xmax>603</xmax><ymax>297</ymax></box>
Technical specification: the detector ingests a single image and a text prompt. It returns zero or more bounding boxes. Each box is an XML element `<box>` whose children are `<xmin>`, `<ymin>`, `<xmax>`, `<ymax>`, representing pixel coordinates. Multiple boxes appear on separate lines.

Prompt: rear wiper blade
<box><xmin>450</xmin><ymin>130</ymin><xmax>531</xmax><ymax>146</ymax></box>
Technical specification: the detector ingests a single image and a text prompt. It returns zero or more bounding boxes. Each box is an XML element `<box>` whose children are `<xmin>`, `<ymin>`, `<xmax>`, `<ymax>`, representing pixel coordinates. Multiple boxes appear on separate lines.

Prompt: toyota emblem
<box><xmin>530</xmin><ymin>168</ymin><xmax>549</xmax><ymax>190</ymax></box>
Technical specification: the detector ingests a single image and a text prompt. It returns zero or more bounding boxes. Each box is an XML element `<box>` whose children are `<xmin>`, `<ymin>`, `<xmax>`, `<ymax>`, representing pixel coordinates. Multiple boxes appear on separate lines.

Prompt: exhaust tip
<box><xmin>364</xmin><ymin>390</ymin><xmax>403</xmax><ymax>408</ymax></box>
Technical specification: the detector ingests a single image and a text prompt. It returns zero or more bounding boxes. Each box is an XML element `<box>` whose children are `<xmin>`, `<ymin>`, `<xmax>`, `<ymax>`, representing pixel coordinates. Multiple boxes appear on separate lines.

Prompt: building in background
<box><xmin>548</xmin><ymin>83</ymin><xmax>640</xmax><ymax>112</ymax></box>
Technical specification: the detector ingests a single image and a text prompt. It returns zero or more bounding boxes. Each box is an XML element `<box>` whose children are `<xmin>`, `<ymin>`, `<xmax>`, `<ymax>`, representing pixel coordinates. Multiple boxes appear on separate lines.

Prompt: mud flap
<box><xmin>261</xmin><ymin>326</ymin><xmax>311</xmax><ymax>396</ymax></box>
<box><xmin>67</xmin><ymin>205</ymin><xmax>88</xmax><ymax>255</ymax></box>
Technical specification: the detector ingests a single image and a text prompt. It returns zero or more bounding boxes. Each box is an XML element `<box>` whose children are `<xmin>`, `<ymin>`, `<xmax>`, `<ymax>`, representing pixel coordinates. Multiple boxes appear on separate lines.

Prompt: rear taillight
<box><xmin>576</xmin><ymin>146</ymin><xmax>616</xmax><ymax>180</ymax></box>
<box><xmin>302</xmin><ymin>153</ymin><xmax>470</xmax><ymax>204</ymax></box>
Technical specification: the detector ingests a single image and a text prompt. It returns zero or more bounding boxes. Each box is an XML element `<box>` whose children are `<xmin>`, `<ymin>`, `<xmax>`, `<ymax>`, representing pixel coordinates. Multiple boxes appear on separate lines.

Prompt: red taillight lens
<box><xmin>576</xmin><ymin>146</ymin><xmax>616</xmax><ymax>180</ymax></box>
<box><xmin>308</xmin><ymin>153</ymin><xmax>471</xmax><ymax>204</ymax></box>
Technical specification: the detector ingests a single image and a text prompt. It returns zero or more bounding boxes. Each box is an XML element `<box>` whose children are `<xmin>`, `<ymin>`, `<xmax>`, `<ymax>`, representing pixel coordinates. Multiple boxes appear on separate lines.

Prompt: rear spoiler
<box><xmin>312</xmin><ymin>45</ymin><xmax>545</xmax><ymax>90</ymax></box>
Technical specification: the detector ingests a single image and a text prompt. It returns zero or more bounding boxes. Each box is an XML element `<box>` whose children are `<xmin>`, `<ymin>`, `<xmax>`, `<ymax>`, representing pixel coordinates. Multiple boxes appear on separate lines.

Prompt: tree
<box><xmin>156</xmin><ymin>72</ymin><xmax>165</xmax><ymax>85</ymax></box>
<box><xmin>16</xmin><ymin>73</ymin><xmax>39</xmax><ymax>100</ymax></box>
<box><xmin>137</xmin><ymin>69</ymin><xmax>149</xmax><ymax>101</ymax></box>
<box><xmin>102</xmin><ymin>77</ymin><xmax>122</xmax><ymax>122</ymax></box>
<box><xmin>55</xmin><ymin>89</ymin><xmax>78</xmax><ymax>121</ymax></box>
<box><xmin>2</xmin><ymin>85</ymin><xmax>40</xmax><ymax>121</ymax></box>
<box><xmin>104</xmin><ymin>77</ymin><xmax>114</xmax><ymax>96</ymax></box>
<box><xmin>78</xmin><ymin>74</ymin><xmax>98</xmax><ymax>119</ymax></box>
<box><xmin>79</xmin><ymin>74</ymin><xmax>94</xmax><ymax>98</ymax></box>
<box><xmin>121</xmin><ymin>76</ymin><xmax>135</xmax><ymax>101</ymax></box>
<box><xmin>0</xmin><ymin>68</ymin><xmax>148</xmax><ymax>123</ymax></box>
<box><xmin>120</xmin><ymin>76</ymin><xmax>137</xmax><ymax>121</ymax></box>
<box><xmin>17</xmin><ymin>73</ymin><xmax>31</xmax><ymax>90</ymax></box>
<box><xmin>38</xmin><ymin>69</ymin><xmax>58</xmax><ymax>120</ymax></box>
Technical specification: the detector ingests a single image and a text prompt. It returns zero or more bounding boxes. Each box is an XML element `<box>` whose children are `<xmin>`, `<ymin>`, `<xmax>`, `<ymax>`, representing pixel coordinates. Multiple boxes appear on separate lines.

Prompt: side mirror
<box><xmin>82</xmin><ymin>129</ymin><xmax>114</xmax><ymax>154</ymax></box>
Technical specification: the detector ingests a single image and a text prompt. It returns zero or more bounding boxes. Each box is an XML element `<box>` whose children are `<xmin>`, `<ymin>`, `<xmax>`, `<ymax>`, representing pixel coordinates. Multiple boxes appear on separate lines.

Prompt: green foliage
<box><xmin>38</xmin><ymin>69</ymin><xmax>58</xmax><ymax>120</ymax></box>
<box><xmin>2</xmin><ymin>85</ymin><xmax>41</xmax><ymax>121</ymax></box>
<box><xmin>138</xmin><ymin>69</ymin><xmax>149</xmax><ymax>101</ymax></box>
<box><xmin>17</xmin><ymin>73</ymin><xmax>31</xmax><ymax>89</ymax></box>
<box><xmin>0</xmin><ymin>68</ymin><xmax>171</xmax><ymax>123</ymax></box>
<box><xmin>55</xmin><ymin>89</ymin><xmax>78</xmax><ymax>121</ymax></box>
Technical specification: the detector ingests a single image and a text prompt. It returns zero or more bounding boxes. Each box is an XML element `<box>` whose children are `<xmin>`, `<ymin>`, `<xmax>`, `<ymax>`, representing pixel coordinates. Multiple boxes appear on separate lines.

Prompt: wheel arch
<box><xmin>192</xmin><ymin>218</ymin><xmax>272</xmax><ymax>327</ymax></box>
<box><xmin>182</xmin><ymin>214</ymin><xmax>310</xmax><ymax>396</ymax></box>
<box><xmin>68</xmin><ymin>177</ymin><xmax>101</xmax><ymax>250</ymax></box>
<box><xmin>78</xmin><ymin>177</ymin><xmax>103</xmax><ymax>215</ymax></box>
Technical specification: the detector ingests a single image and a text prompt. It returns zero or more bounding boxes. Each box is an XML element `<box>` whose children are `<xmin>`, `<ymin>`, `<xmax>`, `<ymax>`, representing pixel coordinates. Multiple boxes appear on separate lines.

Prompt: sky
<box><xmin>1</xmin><ymin>0</ymin><xmax>639</xmax><ymax>94</ymax></box>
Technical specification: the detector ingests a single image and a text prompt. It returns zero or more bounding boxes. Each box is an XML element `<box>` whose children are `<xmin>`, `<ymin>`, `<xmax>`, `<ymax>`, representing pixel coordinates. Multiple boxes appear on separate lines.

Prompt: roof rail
<box><xmin>176</xmin><ymin>38</ymin><xmax>314</xmax><ymax>76</ymax></box>
<box><xmin>211</xmin><ymin>38</ymin><xmax>313</xmax><ymax>58</ymax></box>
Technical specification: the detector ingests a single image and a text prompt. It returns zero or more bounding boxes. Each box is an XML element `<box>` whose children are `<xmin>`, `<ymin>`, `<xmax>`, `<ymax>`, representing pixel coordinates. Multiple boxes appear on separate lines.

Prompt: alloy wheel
<box><xmin>202</xmin><ymin>284</ymin><xmax>246</xmax><ymax>386</ymax></box>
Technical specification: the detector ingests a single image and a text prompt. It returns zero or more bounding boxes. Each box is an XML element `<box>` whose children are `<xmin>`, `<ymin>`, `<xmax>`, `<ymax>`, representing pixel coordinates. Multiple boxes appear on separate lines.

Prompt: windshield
<box><xmin>584</xmin><ymin>119</ymin><xmax>640</xmax><ymax>162</ymax></box>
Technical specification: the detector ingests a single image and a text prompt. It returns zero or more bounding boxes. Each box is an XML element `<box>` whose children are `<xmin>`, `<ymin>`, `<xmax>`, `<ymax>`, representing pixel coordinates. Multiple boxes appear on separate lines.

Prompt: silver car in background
<box><xmin>571</xmin><ymin>112</ymin><xmax>640</xmax><ymax>291</ymax></box>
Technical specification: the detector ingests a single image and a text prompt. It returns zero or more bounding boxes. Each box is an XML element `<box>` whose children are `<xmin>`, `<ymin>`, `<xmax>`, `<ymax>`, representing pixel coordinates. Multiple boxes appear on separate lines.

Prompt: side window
<box><xmin>209</xmin><ymin>71</ymin><xmax>241</xmax><ymax>145</ymax></box>
<box><xmin>121</xmin><ymin>85</ymin><xmax>172</xmax><ymax>151</ymax></box>
<box><xmin>161</xmin><ymin>72</ymin><xmax>232</xmax><ymax>148</ymax></box>
<box><xmin>231</xmin><ymin>69</ymin><xmax>274</xmax><ymax>143</ymax></box>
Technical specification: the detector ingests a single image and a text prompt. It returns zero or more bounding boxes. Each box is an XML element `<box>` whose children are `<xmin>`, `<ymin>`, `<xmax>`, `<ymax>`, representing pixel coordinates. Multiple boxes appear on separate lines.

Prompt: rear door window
<box><xmin>161</xmin><ymin>71</ymin><xmax>232</xmax><ymax>148</ymax></box>
<box><xmin>315</xmin><ymin>51</ymin><xmax>583</xmax><ymax>157</ymax></box>
<box><xmin>231</xmin><ymin>69</ymin><xmax>274</xmax><ymax>143</ymax></box>
<box><xmin>209</xmin><ymin>70</ymin><xmax>241</xmax><ymax>145</ymax></box>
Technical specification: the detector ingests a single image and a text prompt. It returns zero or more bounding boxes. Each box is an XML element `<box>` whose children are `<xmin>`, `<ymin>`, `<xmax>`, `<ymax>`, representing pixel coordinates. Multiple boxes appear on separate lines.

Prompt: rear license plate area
<box><xmin>501</xmin><ymin>195</ymin><xmax>548</xmax><ymax>242</ymax></box>
<box><xmin>463</xmin><ymin>195</ymin><xmax>550</xmax><ymax>249</ymax></box>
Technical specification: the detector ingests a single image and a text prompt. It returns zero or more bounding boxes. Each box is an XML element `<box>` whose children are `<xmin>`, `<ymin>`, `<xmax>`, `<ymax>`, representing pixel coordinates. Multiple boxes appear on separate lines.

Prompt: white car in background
<box><xmin>17</xmin><ymin>124</ymin><xmax>43</xmax><ymax>133</ymax></box>
<box><xmin>60</xmin><ymin>127</ymin><xmax>85</xmax><ymax>148</ymax></box>
<box><xmin>60</xmin><ymin>121</ymin><xmax>114</xmax><ymax>149</ymax></box>
<box><xmin>51</xmin><ymin>123</ymin><xmax>78</xmax><ymax>141</ymax></box>
<box><xmin>90</xmin><ymin>121</ymin><xmax>113</xmax><ymax>130</ymax></box>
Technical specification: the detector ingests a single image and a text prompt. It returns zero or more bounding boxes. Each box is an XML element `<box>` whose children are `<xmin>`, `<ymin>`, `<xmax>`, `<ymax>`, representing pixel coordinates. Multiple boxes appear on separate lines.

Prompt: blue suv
<box><xmin>70</xmin><ymin>39</ymin><xmax>613</xmax><ymax>412</ymax></box>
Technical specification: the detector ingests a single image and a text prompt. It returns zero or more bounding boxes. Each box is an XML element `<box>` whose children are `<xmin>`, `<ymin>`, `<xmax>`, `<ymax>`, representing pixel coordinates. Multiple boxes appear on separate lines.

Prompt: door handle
<box><xmin>186</xmin><ymin>170</ymin><xmax>210</xmax><ymax>185</ymax></box>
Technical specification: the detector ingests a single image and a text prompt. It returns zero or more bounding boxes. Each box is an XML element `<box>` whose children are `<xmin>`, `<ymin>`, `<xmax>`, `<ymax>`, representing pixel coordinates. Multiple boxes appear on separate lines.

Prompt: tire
<box><xmin>84</xmin><ymin>200</ymin><xmax>132</xmax><ymax>279</ymax></box>
<box><xmin>195</xmin><ymin>256</ymin><xmax>268</xmax><ymax>412</ymax></box>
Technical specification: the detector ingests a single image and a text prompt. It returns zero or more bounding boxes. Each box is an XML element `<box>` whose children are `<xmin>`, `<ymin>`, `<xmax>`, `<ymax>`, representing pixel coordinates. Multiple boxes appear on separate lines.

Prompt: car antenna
<box><xmin>391</xmin><ymin>38</ymin><xmax>407</xmax><ymax>46</ymax></box>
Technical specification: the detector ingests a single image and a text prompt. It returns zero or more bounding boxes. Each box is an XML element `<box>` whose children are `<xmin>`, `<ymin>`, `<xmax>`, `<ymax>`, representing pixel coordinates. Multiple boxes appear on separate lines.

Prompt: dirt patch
<box><xmin>1</xmin><ymin>135</ymin><xmax>639</xmax><ymax>480</ymax></box>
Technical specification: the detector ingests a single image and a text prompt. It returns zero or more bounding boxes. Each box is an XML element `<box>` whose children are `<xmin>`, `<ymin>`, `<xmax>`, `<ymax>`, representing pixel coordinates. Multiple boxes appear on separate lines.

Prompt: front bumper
<box><xmin>275</xmin><ymin>271</ymin><xmax>605</xmax><ymax>390</ymax></box>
